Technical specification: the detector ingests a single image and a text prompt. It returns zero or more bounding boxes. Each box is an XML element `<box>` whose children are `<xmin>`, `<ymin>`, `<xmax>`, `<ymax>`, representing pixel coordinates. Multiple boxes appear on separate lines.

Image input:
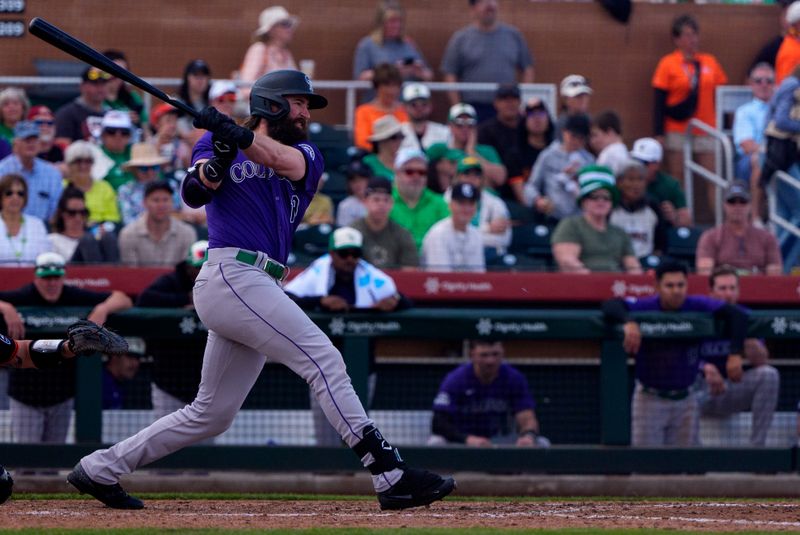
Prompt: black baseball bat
<box><xmin>28</xmin><ymin>17</ymin><xmax>198</xmax><ymax>118</ymax></box>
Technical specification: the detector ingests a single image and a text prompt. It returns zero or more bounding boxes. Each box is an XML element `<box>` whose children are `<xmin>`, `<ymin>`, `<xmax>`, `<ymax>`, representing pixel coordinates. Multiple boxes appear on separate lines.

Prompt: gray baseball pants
<box><xmin>81</xmin><ymin>248</ymin><xmax>374</xmax><ymax>484</ymax></box>
<box><xmin>699</xmin><ymin>365</ymin><xmax>780</xmax><ymax>446</ymax></box>
<box><xmin>631</xmin><ymin>383</ymin><xmax>698</xmax><ymax>446</ymax></box>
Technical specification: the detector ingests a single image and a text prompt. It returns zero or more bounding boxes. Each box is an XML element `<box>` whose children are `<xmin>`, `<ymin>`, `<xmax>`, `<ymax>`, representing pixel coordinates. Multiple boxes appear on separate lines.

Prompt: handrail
<box><xmin>0</xmin><ymin>76</ymin><xmax>557</xmax><ymax>131</ymax></box>
<box><xmin>768</xmin><ymin>170</ymin><xmax>800</xmax><ymax>240</ymax></box>
<box><xmin>683</xmin><ymin>118</ymin><xmax>735</xmax><ymax>226</ymax></box>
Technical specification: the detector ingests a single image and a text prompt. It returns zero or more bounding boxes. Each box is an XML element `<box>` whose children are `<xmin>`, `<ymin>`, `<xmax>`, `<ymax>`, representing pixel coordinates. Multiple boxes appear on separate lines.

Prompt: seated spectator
<box><xmin>117</xmin><ymin>143</ymin><xmax>171</xmax><ymax>225</ymax></box>
<box><xmin>0</xmin><ymin>87</ymin><xmax>29</xmax><ymax>145</ymax></box>
<box><xmin>136</xmin><ymin>241</ymin><xmax>209</xmax><ymax>420</ymax></box>
<box><xmin>555</xmin><ymin>74</ymin><xmax>592</xmax><ymax>141</ymax></box>
<box><xmin>505</xmin><ymin>97</ymin><xmax>555</xmax><ymax>206</ymax></box>
<box><xmin>54</xmin><ymin>66</ymin><xmax>111</xmax><ymax>147</ymax></box>
<box><xmin>336</xmin><ymin>160</ymin><xmax>373</xmax><ymax>227</ymax></box>
<box><xmin>353</xmin><ymin>0</ymin><xmax>433</xmax><ymax>85</ymax></box>
<box><xmin>445</xmin><ymin>157</ymin><xmax>511</xmax><ymax>258</ymax></box>
<box><xmin>63</xmin><ymin>140</ymin><xmax>120</xmax><ymax>226</ymax></box>
<box><xmin>551</xmin><ymin>166</ymin><xmax>641</xmax><ymax>273</ymax></box>
<box><xmin>477</xmin><ymin>84</ymin><xmax>524</xmax><ymax>198</ymax></box>
<box><xmin>610</xmin><ymin>160</ymin><xmax>670</xmax><ymax>259</ymax></box>
<box><xmin>301</xmin><ymin>174</ymin><xmax>334</xmax><ymax>226</ymax></box>
<box><xmin>28</xmin><ymin>106</ymin><xmax>63</xmax><ymax>164</ymax></box>
<box><xmin>699</xmin><ymin>266</ymin><xmax>779</xmax><ymax>447</ymax></box>
<box><xmin>103</xmin><ymin>50</ymin><xmax>146</xmax><ymax>128</ymax></box>
<box><xmin>48</xmin><ymin>187</ymin><xmax>119</xmax><ymax>264</ymax></box>
<box><xmin>362</xmin><ymin>115</ymin><xmax>405</xmax><ymax>181</ymax></box>
<box><xmin>0</xmin><ymin>173</ymin><xmax>51</xmax><ymax>266</ymax></box>
<box><xmin>103</xmin><ymin>338</ymin><xmax>144</xmax><ymax>410</ymax></box>
<box><xmin>352</xmin><ymin>176</ymin><xmax>419</xmax><ymax>269</ymax></box>
<box><xmin>629</xmin><ymin>137</ymin><xmax>692</xmax><ymax>227</ymax></box>
<box><xmin>149</xmin><ymin>103</ymin><xmax>191</xmax><ymax>182</ymax></box>
<box><xmin>523</xmin><ymin>114</ymin><xmax>594</xmax><ymax>223</ymax></box>
<box><xmin>696</xmin><ymin>181</ymin><xmax>782</xmax><ymax>275</ymax></box>
<box><xmin>733</xmin><ymin>63</ymin><xmax>774</xmax><ymax>190</ymax></box>
<box><xmin>427</xmin><ymin>103</ymin><xmax>506</xmax><ymax>190</ymax></box>
<box><xmin>208</xmin><ymin>80</ymin><xmax>239</xmax><ymax>118</ymax></box>
<box><xmin>95</xmin><ymin>110</ymin><xmax>134</xmax><ymax>191</ymax></box>
<box><xmin>239</xmin><ymin>6</ymin><xmax>299</xmax><ymax>95</ymax></box>
<box><xmin>354</xmin><ymin>63</ymin><xmax>409</xmax><ymax>151</ymax></box>
<box><xmin>118</xmin><ymin>181</ymin><xmax>197</xmax><ymax>266</ymax></box>
<box><xmin>0</xmin><ymin>251</ymin><xmax>132</xmax><ymax>442</ymax></box>
<box><xmin>425</xmin><ymin>144</ymin><xmax>460</xmax><ymax>194</ymax></box>
<box><xmin>285</xmin><ymin>226</ymin><xmax>409</xmax><ymax>445</ymax></box>
<box><xmin>602</xmin><ymin>260</ymin><xmax>747</xmax><ymax>446</ymax></box>
<box><xmin>590</xmin><ymin>110</ymin><xmax>629</xmax><ymax>176</ymax></box>
<box><xmin>398</xmin><ymin>82</ymin><xmax>449</xmax><ymax>153</ymax></box>
<box><xmin>0</xmin><ymin>121</ymin><xmax>63</xmax><ymax>224</ymax></box>
<box><xmin>390</xmin><ymin>147</ymin><xmax>449</xmax><ymax>249</ymax></box>
<box><xmin>430</xmin><ymin>339</ymin><xmax>549</xmax><ymax>448</ymax></box>
<box><xmin>422</xmin><ymin>182</ymin><xmax>484</xmax><ymax>272</ymax></box>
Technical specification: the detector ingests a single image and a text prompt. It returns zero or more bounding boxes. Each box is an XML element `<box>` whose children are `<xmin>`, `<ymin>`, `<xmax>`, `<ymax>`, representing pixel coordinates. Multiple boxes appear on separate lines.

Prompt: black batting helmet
<box><xmin>249</xmin><ymin>70</ymin><xmax>328</xmax><ymax>121</ymax></box>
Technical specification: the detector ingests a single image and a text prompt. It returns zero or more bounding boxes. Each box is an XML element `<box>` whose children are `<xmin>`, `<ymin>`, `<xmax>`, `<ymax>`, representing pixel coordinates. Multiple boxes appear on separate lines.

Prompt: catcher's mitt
<box><xmin>67</xmin><ymin>320</ymin><xmax>128</xmax><ymax>356</ymax></box>
<box><xmin>0</xmin><ymin>465</ymin><xmax>12</xmax><ymax>505</ymax></box>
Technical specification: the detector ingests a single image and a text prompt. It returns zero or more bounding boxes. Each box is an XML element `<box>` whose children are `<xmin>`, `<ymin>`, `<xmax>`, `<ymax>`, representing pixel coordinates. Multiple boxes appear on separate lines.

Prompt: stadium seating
<box><xmin>664</xmin><ymin>226</ymin><xmax>705</xmax><ymax>267</ymax></box>
<box><xmin>509</xmin><ymin>223</ymin><xmax>555</xmax><ymax>269</ymax></box>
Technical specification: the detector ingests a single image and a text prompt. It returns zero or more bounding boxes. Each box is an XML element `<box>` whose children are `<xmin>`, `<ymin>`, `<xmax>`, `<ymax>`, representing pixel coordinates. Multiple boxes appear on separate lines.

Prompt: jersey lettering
<box><xmin>290</xmin><ymin>195</ymin><xmax>300</xmax><ymax>223</ymax></box>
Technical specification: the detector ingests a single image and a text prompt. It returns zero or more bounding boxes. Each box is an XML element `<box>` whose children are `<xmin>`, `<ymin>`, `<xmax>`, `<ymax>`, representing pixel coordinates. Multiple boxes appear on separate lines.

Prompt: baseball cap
<box><xmin>13</xmin><ymin>121</ymin><xmax>39</xmax><ymax>140</ymax></box>
<box><xmin>630</xmin><ymin>137</ymin><xmax>663</xmax><ymax>163</ymax></box>
<box><xmin>346</xmin><ymin>160</ymin><xmax>373</xmax><ymax>180</ymax></box>
<box><xmin>451</xmin><ymin>182</ymin><xmax>479</xmax><ymax>202</ymax></box>
<box><xmin>209</xmin><ymin>80</ymin><xmax>238</xmax><ymax>102</ymax></box>
<box><xmin>101</xmin><ymin>110</ymin><xmax>133</xmax><ymax>131</ymax></box>
<box><xmin>577</xmin><ymin>165</ymin><xmax>618</xmax><ymax>204</ymax></box>
<box><xmin>495</xmin><ymin>84</ymin><xmax>521</xmax><ymax>99</ymax></box>
<box><xmin>426</xmin><ymin>144</ymin><xmax>463</xmax><ymax>163</ymax></box>
<box><xmin>560</xmin><ymin>74</ymin><xmax>593</xmax><ymax>98</ymax></box>
<box><xmin>402</xmin><ymin>83</ymin><xmax>431</xmax><ymax>103</ymax></box>
<box><xmin>365</xmin><ymin>176</ymin><xmax>393</xmax><ymax>196</ymax></box>
<box><xmin>64</xmin><ymin>140</ymin><xmax>96</xmax><ymax>164</ymax></box>
<box><xmin>124</xmin><ymin>337</ymin><xmax>146</xmax><ymax>357</ymax></box>
<box><xmin>725</xmin><ymin>180</ymin><xmax>751</xmax><ymax>202</ymax></box>
<box><xmin>787</xmin><ymin>1</ymin><xmax>800</xmax><ymax>24</ymax></box>
<box><xmin>254</xmin><ymin>6</ymin><xmax>299</xmax><ymax>38</ymax></box>
<box><xmin>186</xmin><ymin>240</ymin><xmax>209</xmax><ymax>267</ymax></box>
<box><xmin>329</xmin><ymin>227</ymin><xmax>363</xmax><ymax>251</ymax></box>
<box><xmin>150</xmin><ymin>103</ymin><xmax>179</xmax><ymax>127</ymax></box>
<box><xmin>457</xmin><ymin>156</ymin><xmax>482</xmax><ymax>174</ymax></box>
<box><xmin>185</xmin><ymin>59</ymin><xmax>211</xmax><ymax>75</ymax></box>
<box><xmin>394</xmin><ymin>146</ymin><xmax>428</xmax><ymax>169</ymax></box>
<box><xmin>448</xmin><ymin>103</ymin><xmax>477</xmax><ymax>122</ymax></box>
<box><xmin>27</xmin><ymin>105</ymin><xmax>53</xmax><ymax>120</ymax></box>
<box><xmin>82</xmin><ymin>66</ymin><xmax>111</xmax><ymax>83</ymax></box>
<box><xmin>35</xmin><ymin>252</ymin><xmax>66</xmax><ymax>278</ymax></box>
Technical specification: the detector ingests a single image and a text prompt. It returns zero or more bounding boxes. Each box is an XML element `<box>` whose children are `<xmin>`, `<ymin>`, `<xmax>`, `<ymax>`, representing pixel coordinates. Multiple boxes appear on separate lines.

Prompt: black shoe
<box><xmin>67</xmin><ymin>463</ymin><xmax>143</xmax><ymax>510</ymax></box>
<box><xmin>377</xmin><ymin>467</ymin><xmax>456</xmax><ymax>510</ymax></box>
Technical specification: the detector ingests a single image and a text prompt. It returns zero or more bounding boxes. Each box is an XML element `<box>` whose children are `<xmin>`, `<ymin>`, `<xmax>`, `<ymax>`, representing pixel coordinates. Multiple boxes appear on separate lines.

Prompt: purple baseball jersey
<box><xmin>191</xmin><ymin>132</ymin><xmax>325</xmax><ymax>264</ymax></box>
<box><xmin>697</xmin><ymin>305</ymin><xmax>752</xmax><ymax>379</ymax></box>
<box><xmin>432</xmin><ymin>363</ymin><xmax>535</xmax><ymax>439</ymax></box>
<box><xmin>625</xmin><ymin>295</ymin><xmax>726</xmax><ymax>390</ymax></box>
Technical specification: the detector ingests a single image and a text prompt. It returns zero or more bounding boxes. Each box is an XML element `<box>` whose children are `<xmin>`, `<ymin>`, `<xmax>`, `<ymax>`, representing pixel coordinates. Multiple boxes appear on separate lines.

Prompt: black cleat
<box><xmin>67</xmin><ymin>463</ymin><xmax>143</xmax><ymax>510</ymax></box>
<box><xmin>377</xmin><ymin>467</ymin><xmax>456</xmax><ymax>510</ymax></box>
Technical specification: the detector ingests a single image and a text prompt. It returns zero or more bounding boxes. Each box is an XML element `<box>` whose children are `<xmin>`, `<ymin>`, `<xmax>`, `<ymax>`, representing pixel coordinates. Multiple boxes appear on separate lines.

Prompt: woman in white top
<box><xmin>0</xmin><ymin>173</ymin><xmax>51</xmax><ymax>266</ymax></box>
<box><xmin>239</xmin><ymin>6</ymin><xmax>299</xmax><ymax>97</ymax></box>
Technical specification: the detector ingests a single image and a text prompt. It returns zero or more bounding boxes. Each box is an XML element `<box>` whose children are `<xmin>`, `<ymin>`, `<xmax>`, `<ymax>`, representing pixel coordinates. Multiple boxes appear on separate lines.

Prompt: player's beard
<box><xmin>268</xmin><ymin>115</ymin><xmax>308</xmax><ymax>146</ymax></box>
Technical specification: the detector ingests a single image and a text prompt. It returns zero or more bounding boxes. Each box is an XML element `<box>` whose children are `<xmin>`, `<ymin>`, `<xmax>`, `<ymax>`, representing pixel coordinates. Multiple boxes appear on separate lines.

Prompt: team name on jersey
<box><xmin>228</xmin><ymin>160</ymin><xmax>296</xmax><ymax>189</ymax></box>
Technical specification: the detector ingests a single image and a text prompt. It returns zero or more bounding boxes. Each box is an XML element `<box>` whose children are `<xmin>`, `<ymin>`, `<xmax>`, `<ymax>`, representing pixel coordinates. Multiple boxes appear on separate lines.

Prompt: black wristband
<box><xmin>201</xmin><ymin>157</ymin><xmax>230</xmax><ymax>183</ymax></box>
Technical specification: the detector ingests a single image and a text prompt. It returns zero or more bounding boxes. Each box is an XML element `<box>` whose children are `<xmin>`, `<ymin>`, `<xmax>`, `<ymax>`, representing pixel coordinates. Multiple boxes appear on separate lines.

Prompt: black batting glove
<box><xmin>193</xmin><ymin>107</ymin><xmax>255</xmax><ymax>150</ymax></box>
<box><xmin>193</xmin><ymin>106</ymin><xmax>234</xmax><ymax>132</ymax></box>
<box><xmin>201</xmin><ymin>157</ymin><xmax>230</xmax><ymax>183</ymax></box>
<box><xmin>212</xmin><ymin>135</ymin><xmax>237</xmax><ymax>160</ymax></box>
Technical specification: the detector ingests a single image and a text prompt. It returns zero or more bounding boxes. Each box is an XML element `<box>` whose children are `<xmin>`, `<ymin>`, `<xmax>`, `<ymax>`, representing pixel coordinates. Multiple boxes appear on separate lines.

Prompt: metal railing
<box><xmin>769</xmin><ymin>170</ymin><xmax>800</xmax><ymax>240</ymax></box>
<box><xmin>0</xmin><ymin>76</ymin><xmax>557</xmax><ymax>131</ymax></box>
<box><xmin>683</xmin><ymin>118</ymin><xmax>735</xmax><ymax>226</ymax></box>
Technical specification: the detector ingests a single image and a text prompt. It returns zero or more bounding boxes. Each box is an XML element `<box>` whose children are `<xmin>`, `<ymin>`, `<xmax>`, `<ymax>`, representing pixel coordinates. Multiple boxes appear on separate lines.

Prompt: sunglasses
<box><xmin>3</xmin><ymin>189</ymin><xmax>25</xmax><ymax>198</ymax></box>
<box><xmin>215</xmin><ymin>93</ymin><xmax>237</xmax><ymax>103</ymax></box>
<box><xmin>85</xmin><ymin>69</ymin><xmax>111</xmax><ymax>82</ymax></box>
<box><xmin>71</xmin><ymin>157</ymin><xmax>94</xmax><ymax>165</ymax></box>
<box><xmin>64</xmin><ymin>208</ymin><xmax>90</xmax><ymax>217</ymax></box>
<box><xmin>402</xmin><ymin>168</ymin><xmax>427</xmax><ymax>177</ymax></box>
<box><xmin>386</xmin><ymin>133</ymin><xmax>404</xmax><ymax>141</ymax></box>
<box><xmin>335</xmin><ymin>248</ymin><xmax>362</xmax><ymax>259</ymax></box>
<box><xmin>103</xmin><ymin>127</ymin><xmax>131</xmax><ymax>136</ymax></box>
<box><xmin>276</xmin><ymin>20</ymin><xmax>294</xmax><ymax>28</ymax></box>
<box><xmin>137</xmin><ymin>165</ymin><xmax>161</xmax><ymax>172</ymax></box>
<box><xmin>452</xmin><ymin>118</ymin><xmax>477</xmax><ymax>127</ymax></box>
<box><xmin>726</xmin><ymin>197</ymin><xmax>749</xmax><ymax>205</ymax></box>
<box><xmin>586</xmin><ymin>192</ymin><xmax>612</xmax><ymax>201</ymax></box>
<box><xmin>752</xmin><ymin>77</ymin><xmax>774</xmax><ymax>85</ymax></box>
<box><xmin>34</xmin><ymin>119</ymin><xmax>55</xmax><ymax>127</ymax></box>
<box><xmin>407</xmin><ymin>99</ymin><xmax>429</xmax><ymax>107</ymax></box>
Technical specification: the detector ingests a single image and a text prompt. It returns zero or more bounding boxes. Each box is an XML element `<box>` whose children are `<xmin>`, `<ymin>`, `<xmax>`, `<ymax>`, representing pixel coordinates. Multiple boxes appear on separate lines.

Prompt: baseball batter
<box><xmin>69</xmin><ymin>70</ymin><xmax>455</xmax><ymax>511</ymax></box>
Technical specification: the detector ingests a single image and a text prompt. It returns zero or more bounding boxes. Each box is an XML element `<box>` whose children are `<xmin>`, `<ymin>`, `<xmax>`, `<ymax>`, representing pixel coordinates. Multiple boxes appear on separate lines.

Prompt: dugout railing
<box><xmin>0</xmin><ymin>306</ymin><xmax>798</xmax><ymax>475</ymax></box>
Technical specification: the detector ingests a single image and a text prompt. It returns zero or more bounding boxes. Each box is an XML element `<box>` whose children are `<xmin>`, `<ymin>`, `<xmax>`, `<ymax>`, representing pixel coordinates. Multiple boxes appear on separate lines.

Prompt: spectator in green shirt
<box><xmin>390</xmin><ymin>147</ymin><xmax>450</xmax><ymax>249</ymax></box>
<box><xmin>362</xmin><ymin>115</ymin><xmax>405</xmax><ymax>182</ymax></box>
<box><xmin>630</xmin><ymin>137</ymin><xmax>692</xmax><ymax>227</ymax></box>
<box><xmin>95</xmin><ymin>111</ymin><xmax>135</xmax><ymax>192</ymax></box>
<box><xmin>551</xmin><ymin>165</ymin><xmax>641</xmax><ymax>273</ymax></box>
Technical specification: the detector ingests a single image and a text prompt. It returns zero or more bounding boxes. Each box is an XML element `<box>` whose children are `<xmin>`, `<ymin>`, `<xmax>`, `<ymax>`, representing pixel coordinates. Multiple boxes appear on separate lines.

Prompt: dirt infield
<box><xmin>3</xmin><ymin>499</ymin><xmax>800</xmax><ymax>531</ymax></box>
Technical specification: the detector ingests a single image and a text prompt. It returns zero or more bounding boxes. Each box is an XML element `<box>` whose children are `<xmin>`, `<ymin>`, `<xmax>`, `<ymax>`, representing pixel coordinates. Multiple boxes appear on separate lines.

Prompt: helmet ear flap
<box><xmin>251</xmin><ymin>93</ymin><xmax>290</xmax><ymax>121</ymax></box>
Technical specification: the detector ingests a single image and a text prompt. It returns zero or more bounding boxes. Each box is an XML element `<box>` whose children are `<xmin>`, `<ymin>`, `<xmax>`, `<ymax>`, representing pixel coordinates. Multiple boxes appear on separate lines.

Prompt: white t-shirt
<box><xmin>399</xmin><ymin>121</ymin><xmax>451</xmax><ymax>152</ymax></box>
<box><xmin>48</xmin><ymin>233</ymin><xmax>80</xmax><ymax>262</ymax></box>
<box><xmin>421</xmin><ymin>217</ymin><xmax>485</xmax><ymax>272</ymax></box>
<box><xmin>610</xmin><ymin>204</ymin><xmax>659</xmax><ymax>258</ymax></box>
<box><xmin>0</xmin><ymin>215</ymin><xmax>52</xmax><ymax>266</ymax></box>
<box><xmin>597</xmin><ymin>141</ymin><xmax>629</xmax><ymax>176</ymax></box>
<box><xmin>444</xmin><ymin>188</ymin><xmax>511</xmax><ymax>252</ymax></box>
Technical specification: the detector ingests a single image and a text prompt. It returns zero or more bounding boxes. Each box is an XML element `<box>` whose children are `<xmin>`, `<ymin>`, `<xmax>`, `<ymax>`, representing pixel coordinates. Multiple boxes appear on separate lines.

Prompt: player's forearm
<box><xmin>244</xmin><ymin>135</ymin><xmax>306</xmax><ymax>180</ymax></box>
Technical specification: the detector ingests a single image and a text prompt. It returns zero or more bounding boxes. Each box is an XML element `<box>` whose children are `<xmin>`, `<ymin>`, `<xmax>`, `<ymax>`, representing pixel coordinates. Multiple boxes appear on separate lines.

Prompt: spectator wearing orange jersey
<box><xmin>776</xmin><ymin>2</ymin><xmax>800</xmax><ymax>85</ymax></box>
